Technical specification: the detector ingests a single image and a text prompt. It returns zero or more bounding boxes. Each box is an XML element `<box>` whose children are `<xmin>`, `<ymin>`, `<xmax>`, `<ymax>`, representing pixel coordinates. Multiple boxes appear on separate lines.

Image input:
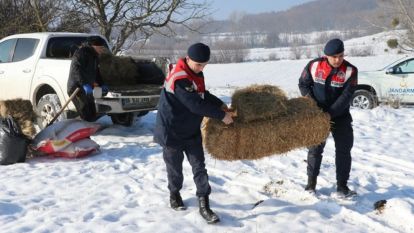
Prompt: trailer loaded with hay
<box><xmin>0</xmin><ymin>32</ymin><xmax>168</xmax><ymax>129</ymax></box>
<box><xmin>202</xmin><ymin>85</ymin><xmax>331</xmax><ymax>161</ymax></box>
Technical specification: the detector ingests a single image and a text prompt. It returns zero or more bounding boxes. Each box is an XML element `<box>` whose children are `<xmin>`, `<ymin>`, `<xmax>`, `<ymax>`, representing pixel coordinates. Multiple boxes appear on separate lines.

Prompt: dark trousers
<box><xmin>307</xmin><ymin>115</ymin><xmax>354</xmax><ymax>185</ymax></box>
<box><xmin>162</xmin><ymin>143</ymin><xmax>211</xmax><ymax>197</ymax></box>
<box><xmin>71</xmin><ymin>91</ymin><xmax>98</xmax><ymax>122</ymax></box>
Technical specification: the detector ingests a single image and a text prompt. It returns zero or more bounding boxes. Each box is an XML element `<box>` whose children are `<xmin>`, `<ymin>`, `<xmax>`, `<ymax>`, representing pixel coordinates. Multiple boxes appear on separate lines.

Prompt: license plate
<box><xmin>122</xmin><ymin>97</ymin><xmax>150</xmax><ymax>105</ymax></box>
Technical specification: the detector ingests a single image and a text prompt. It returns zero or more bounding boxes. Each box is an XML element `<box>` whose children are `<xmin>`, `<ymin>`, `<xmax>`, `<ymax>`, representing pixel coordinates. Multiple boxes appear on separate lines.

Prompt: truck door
<box><xmin>388</xmin><ymin>59</ymin><xmax>414</xmax><ymax>103</ymax></box>
<box><xmin>0</xmin><ymin>38</ymin><xmax>40</xmax><ymax>100</ymax></box>
<box><xmin>0</xmin><ymin>38</ymin><xmax>17</xmax><ymax>99</ymax></box>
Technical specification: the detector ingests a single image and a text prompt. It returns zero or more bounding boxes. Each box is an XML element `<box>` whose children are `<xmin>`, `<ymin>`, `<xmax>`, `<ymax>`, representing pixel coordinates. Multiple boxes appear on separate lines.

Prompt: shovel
<box><xmin>46</xmin><ymin>87</ymin><xmax>80</xmax><ymax>127</ymax></box>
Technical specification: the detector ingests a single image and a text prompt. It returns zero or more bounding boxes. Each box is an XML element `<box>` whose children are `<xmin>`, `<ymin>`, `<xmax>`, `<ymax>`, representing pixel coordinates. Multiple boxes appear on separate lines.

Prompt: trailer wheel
<box><xmin>110</xmin><ymin>113</ymin><xmax>135</xmax><ymax>127</ymax></box>
<box><xmin>36</xmin><ymin>94</ymin><xmax>66</xmax><ymax>129</ymax></box>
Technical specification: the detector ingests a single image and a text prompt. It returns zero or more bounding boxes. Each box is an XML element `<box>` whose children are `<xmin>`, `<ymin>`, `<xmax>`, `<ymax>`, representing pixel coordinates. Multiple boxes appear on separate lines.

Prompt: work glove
<box><xmin>82</xmin><ymin>84</ymin><xmax>93</xmax><ymax>95</ymax></box>
<box><xmin>101</xmin><ymin>85</ymin><xmax>109</xmax><ymax>96</ymax></box>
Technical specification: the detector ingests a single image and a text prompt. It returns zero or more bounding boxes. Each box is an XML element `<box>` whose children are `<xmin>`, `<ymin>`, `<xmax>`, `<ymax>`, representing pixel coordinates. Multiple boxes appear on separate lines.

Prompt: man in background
<box><xmin>67</xmin><ymin>36</ymin><xmax>108</xmax><ymax>122</ymax></box>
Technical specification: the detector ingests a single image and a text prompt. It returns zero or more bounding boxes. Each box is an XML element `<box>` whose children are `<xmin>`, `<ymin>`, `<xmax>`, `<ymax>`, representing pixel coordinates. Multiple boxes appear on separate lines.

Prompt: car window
<box><xmin>0</xmin><ymin>39</ymin><xmax>17</xmax><ymax>63</ymax></box>
<box><xmin>395</xmin><ymin>59</ymin><xmax>414</xmax><ymax>74</ymax></box>
<box><xmin>12</xmin><ymin>38</ymin><xmax>40</xmax><ymax>62</ymax></box>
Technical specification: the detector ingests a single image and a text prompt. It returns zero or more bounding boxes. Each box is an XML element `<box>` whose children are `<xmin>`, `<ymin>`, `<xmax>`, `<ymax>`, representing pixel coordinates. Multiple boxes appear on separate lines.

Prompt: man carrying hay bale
<box><xmin>299</xmin><ymin>38</ymin><xmax>358</xmax><ymax>198</ymax></box>
<box><xmin>67</xmin><ymin>36</ymin><xmax>109</xmax><ymax>122</ymax></box>
<box><xmin>154</xmin><ymin>43</ymin><xmax>233</xmax><ymax>224</ymax></box>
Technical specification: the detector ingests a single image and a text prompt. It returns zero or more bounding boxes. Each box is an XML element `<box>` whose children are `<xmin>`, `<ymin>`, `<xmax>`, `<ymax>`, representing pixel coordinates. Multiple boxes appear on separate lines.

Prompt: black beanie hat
<box><xmin>87</xmin><ymin>36</ymin><xmax>106</xmax><ymax>46</ymax></box>
<box><xmin>187</xmin><ymin>43</ymin><xmax>210</xmax><ymax>63</ymax></box>
<box><xmin>324</xmin><ymin>38</ymin><xmax>344</xmax><ymax>56</ymax></box>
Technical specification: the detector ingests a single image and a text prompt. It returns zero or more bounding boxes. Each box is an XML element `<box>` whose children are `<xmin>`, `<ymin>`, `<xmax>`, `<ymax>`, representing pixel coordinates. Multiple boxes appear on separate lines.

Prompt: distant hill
<box><xmin>131</xmin><ymin>0</ymin><xmax>386</xmax><ymax>57</ymax></box>
<box><xmin>207</xmin><ymin>0</ymin><xmax>379</xmax><ymax>34</ymax></box>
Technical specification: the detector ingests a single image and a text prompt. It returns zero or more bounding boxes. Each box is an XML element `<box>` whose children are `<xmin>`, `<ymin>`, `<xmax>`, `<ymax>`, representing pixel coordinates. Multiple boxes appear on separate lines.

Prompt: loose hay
<box><xmin>99</xmin><ymin>53</ymin><xmax>166</xmax><ymax>86</ymax></box>
<box><xmin>203</xmin><ymin>97</ymin><xmax>330</xmax><ymax>161</ymax></box>
<box><xmin>231</xmin><ymin>85</ymin><xmax>288</xmax><ymax>123</ymax></box>
<box><xmin>99</xmin><ymin>53</ymin><xmax>141</xmax><ymax>86</ymax></box>
<box><xmin>0</xmin><ymin>99</ymin><xmax>37</xmax><ymax>138</ymax></box>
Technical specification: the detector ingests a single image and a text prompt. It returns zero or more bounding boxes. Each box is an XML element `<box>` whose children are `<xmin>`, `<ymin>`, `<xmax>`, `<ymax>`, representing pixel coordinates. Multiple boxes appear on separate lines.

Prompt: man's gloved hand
<box><xmin>101</xmin><ymin>85</ymin><xmax>109</xmax><ymax>96</ymax></box>
<box><xmin>83</xmin><ymin>84</ymin><xmax>93</xmax><ymax>95</ymax></box>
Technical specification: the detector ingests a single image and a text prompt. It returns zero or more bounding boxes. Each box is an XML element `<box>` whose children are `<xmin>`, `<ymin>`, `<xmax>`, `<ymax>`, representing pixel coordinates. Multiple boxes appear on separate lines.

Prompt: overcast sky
<box><xmin>207</xmin><ymin>0</ymin><xmax>314</xmax><ymax>20</ymax></box>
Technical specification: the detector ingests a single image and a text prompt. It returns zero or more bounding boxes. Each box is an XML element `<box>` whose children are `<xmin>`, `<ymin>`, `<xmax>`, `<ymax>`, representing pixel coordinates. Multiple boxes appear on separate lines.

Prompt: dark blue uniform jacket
<box><xmin>154</xmin><ymin>59</ymin><xmax>225</xmax><ymax>148</ymax></box>
<box><xmin>299</xmin><ymin>57</ymin><xmax>358</xmax><ymax>119</ymax></box>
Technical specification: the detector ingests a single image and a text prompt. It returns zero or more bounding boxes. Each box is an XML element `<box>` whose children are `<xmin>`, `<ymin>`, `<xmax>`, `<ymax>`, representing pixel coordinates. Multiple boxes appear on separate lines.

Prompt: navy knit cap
<box><xmin>187</xmin><ymin>43</ymin><xmax>210</xmax><ymax>63</ymax></box>
<box><xmin>324</xmin><ymin>38</ymin><xmax>344</xmax><ymax>56</ymax></box>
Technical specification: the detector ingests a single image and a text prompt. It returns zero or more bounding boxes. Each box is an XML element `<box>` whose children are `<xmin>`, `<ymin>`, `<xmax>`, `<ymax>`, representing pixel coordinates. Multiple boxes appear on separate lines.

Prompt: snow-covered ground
<box><xmin>1</xmin><ymin>54</ymin><xmax>414</xmax><ymax>232</ymax></box>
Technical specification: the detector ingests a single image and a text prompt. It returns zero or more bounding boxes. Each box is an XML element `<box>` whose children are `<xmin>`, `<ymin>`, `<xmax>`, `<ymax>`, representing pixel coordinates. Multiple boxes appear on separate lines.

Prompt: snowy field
<box><xmin>1</xmin><ymin>54</ymin><xmax>414</xmax><ymax>233</ymax></box>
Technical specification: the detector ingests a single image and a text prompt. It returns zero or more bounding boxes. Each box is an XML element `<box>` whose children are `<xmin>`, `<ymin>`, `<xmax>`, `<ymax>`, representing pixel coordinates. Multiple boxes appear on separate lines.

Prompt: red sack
<box><xmin>32</xmin><ymin>119</ymin><xmax>100</xmax><ymax>154</ymax></box>
<box><xmin>52</xmin><ymin>138</ymin><xmax>99</xmax><ymax>158</ymax></box>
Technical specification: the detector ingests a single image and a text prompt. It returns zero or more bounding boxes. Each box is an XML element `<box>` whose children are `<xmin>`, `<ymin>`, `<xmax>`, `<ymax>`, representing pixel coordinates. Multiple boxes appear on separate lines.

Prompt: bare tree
<box><xmin>377</xmin><ymin>0</ymin><xmax>414</xmax><ymax>51</ymax></box>
<box><xmin>0</xmin><ymin>0</ymin><xmax>87</xmax><ymax>38</ymax></box>
<box><xmin>27</xmin><ymin>0</ymin><xmax>58</xmax><ymax>31</ymax></box>
<box><xmin>211</xmin><ymin>40</ymin><xmax>249</xmax><ymax>63</ymax></box>
<box><xmin>290</xmin><ymin>44</ymin><xmax>303</xmax><ymax>60</ymax></box>
<box><xmin>264</xmin><ymin>31</ymin><xmax>281</xmax><ymax>48</ymax></box>
<box><xmin>0</xmin><ymin>0</ymin><xmax>35</xmax><ymax>38</ymax></box>
<box><xmin>70</xmin><ymin>0</ymin><xmax>212</xmax><ymax>54</ymax></box>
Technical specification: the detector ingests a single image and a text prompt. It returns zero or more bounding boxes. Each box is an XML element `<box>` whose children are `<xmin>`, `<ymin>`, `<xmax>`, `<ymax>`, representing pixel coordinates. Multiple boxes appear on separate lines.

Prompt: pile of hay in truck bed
<box><xmin>98</xmin><ymin>53</ymin><xmax>166</xmax><ymax>86</ymax></box>
<box><xmin>202</xmin><ymin>84</ymin><xmax>330</xmax><ymax>161</ymax></box>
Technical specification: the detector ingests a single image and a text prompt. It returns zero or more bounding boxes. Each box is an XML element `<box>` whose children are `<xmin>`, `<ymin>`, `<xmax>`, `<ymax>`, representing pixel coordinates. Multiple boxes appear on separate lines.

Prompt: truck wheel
<box><xmin>36</xmin><ymin>94</ymin><xmax>67</xmax><ymax>129</ymax></box>
<box><xmin>110</xmin><ymin>113</ymin><xmax>135</xmax><ymax>127</ymax></box>
<box><xmin>351</xmin><ymin>90</ymin><xmax>377</xmax><ymax>109</ymax></box>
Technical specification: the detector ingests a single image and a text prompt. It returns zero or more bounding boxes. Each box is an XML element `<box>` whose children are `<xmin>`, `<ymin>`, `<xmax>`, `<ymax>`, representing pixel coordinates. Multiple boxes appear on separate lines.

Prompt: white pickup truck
<box><xmin>351</xmin><ymin>56</ymin><xmax>414</xmax><ymax>109</ymax></box>
<box><xmin>0</xmin><ymin>32</ymin><xmax>167</xmax><ymax>128</ymax></box>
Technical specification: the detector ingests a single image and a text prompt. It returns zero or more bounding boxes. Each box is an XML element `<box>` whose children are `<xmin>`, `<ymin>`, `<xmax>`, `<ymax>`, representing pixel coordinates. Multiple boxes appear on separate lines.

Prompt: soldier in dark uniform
<box><xmin>298</xmin><ymin>38</ymin><xmax>358</xmax><ymax>198</ymax></box>
<box><xmin>154</xmin><ymin>43</ymin><xmax>233</xmax><ymax>223</ymax></box>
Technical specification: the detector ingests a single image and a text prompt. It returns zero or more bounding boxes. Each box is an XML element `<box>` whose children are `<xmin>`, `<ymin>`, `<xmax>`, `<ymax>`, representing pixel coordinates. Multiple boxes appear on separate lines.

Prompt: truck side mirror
<box><xmin>385</xmin><ymin>68</ymin><xmax>394</xmax><ymax>74</ymax></box>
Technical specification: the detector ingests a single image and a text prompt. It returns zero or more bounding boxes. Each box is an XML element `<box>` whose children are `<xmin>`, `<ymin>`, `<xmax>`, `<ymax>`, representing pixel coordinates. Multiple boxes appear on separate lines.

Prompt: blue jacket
<box><xmin>299</xmin><ymin>57</ymin><xmax>358</xmax><ymax>119</ymax></box>
<box><xmin>154</xmin><ymin>58</ymin><xmax>225</xmax><ymax>148</ymax></box>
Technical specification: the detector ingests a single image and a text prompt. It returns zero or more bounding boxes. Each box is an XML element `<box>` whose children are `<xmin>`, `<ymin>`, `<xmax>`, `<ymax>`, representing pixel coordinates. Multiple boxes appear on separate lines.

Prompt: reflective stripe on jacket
<box><xmin>299</xmin><ymin>57</ymin><xmax>358</xmax><ymax>118</ymax></box>
<box><xmin>154</xmin><ymin>58</ymin><xmax>225</xmax><ymax>148</ymax></box>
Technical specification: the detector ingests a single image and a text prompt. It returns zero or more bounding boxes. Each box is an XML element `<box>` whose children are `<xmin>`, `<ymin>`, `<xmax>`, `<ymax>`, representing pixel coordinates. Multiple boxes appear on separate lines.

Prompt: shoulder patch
<box><xmin>185</xmin><ymin>86</ymin><xmax>195</xmax><ymax>92</ymax></box>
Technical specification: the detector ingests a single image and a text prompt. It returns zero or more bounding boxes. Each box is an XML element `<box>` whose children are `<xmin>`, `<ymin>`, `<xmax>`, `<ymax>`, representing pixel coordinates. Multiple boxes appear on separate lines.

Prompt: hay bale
<box><xmin>231</xmin><ymin>85</ymin><xmax>288</xmax><ymax>123</ymax></box>
<box><xmin>203</xmin><ymin>97</ymin><xmax>330</xmax><ymax>161</ymax></box>
<box><xmin>99</xmin><ymin>53</ymin><xmax>140</xmax><ymax>86</ymax></box>
<box><xmin>0</xmin><ymin>99</ymin><xmax>37</xmax><ymax>138</ymax></box>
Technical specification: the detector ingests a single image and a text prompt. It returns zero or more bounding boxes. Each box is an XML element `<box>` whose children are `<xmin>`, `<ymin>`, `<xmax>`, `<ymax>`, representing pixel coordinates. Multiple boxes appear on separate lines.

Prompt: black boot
<box><xmin>199</xmin><ymin>196</ymin><xmax>220</xmax><ymax>224</ymax></box>
<box><xmin>336</xmin><ymin>183</ymin><xmax>357</xmax><ymax>198</ymax></box>
<box><xmin>305</xmin><ymin>176</ymin><xmax>317</xmax><ymax>193</ymax></box>
<box><xmin>170</xmin><ymin>192</ymin><xmax>186</xmax><ymax>211</ymax></box>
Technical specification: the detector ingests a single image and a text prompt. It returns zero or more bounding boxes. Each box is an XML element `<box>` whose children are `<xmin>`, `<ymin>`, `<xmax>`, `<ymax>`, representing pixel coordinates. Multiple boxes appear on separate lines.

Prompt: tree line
<box><xmin>0</xmin><ymin>0</ymin><xmax>211</xmax><ymax>54</ymax></box>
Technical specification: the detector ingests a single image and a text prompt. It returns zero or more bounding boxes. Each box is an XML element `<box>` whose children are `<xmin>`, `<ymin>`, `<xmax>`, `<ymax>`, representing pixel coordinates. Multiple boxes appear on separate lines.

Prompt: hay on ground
<box><xmin>231</xmin><ymin>85</ymin><xmax>288</xmax><ymax>123</ymax></box>
<box><xmin>203</xmin><ymin>97</ymin><xmax>330</xmax><ymax>161</ymax></box>
<box><xmin>0</xmin><ymin>99</ymin><xmax>37</xmax><ymax>138</ymax></box>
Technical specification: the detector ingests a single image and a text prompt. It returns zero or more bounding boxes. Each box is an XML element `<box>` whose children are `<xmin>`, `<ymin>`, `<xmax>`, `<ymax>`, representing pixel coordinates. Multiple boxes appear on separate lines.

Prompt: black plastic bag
<box><xmin>0</xmin><ymin>116</ymin><xmax>29</xmax><ymax>165</ymax></box>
